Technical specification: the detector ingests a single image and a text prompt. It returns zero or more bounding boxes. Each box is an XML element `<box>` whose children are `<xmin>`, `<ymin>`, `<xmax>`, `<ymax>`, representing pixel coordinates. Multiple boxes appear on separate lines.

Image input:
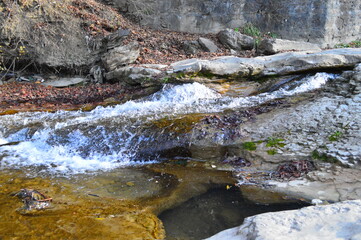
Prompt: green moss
<box><xmin>328</xmin><ymin>131</ymin><xmax>343</xmax><ymax>142</ymax></box>
<box><xmin>311</xmin><ymin>150</ymin><xmax>340</xmax><ymax>164</ymax></box>
<box><xmin>265</xmin><ymin>137</ymin><xmax>286</xmax><ymax>148</ymax></box>
<box><xmin>161</xmin><ymin>77</ymin><xmax>170</xmax><ymax>84</ymax></box>
<box><xmin>174</xmin><ymin>72</ymin><xmax>186</xmax><ymax>79</ymax></box>
<box><xmin>267</xmin><ymin>149</ymin><xmax>278</xmax><ymax>155</ymax></box>
<box><xmin>195</xmin><ymin>71</ymin><xmax>215</xmax><ymax>79</ymax></box>
<box><xmin>335</xmin><ymin>39</ymin><xmax>361</xmax><ymax>48</ymax></box>
<box><xmin>151</xmin><ymin>114</ymin><xmax>206</xmax><ymax>133</ymax></box>
<box><xmin>242</xmin><ymin>141</ymin><xmax>258</xmax><ymax>151</ymax></box>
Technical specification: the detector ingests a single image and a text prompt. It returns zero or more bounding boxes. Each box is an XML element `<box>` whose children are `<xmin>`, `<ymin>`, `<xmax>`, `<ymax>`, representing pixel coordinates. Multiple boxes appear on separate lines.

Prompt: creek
<box><xmin>0</xmin><ymin>72</ymin><xmax>335</xmax><ymax>239</ymax></box>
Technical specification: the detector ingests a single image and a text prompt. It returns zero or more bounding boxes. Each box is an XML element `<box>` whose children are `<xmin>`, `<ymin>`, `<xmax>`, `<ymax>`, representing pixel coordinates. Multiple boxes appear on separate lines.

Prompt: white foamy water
<box><xmin>0</xmin><ymin>73</ymin><xmax>335</xmax><ymax>174</ymax></box>
<box><xmin>0</xmin><ymin>138</ymin><xmax>8</xmax><ymax>145</ymax></box>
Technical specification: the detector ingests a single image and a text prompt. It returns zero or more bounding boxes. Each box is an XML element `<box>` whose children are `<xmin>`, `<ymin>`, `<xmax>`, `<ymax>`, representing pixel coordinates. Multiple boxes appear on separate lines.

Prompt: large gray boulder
<box><xmin>258</xmin><ymin>38</ymin><xmax>322</xmax><ymax>55</ymax></box>
<box><xmin>101</xmin><ymin>41</ymin><xmax>140</xmax><ymax>71</ymax></box>
<box><xmin>217</xmin><ymin>29</ymin><xmax>255</xmax><ymax>51</ymax></box>
<box><xmin>198</xmin><ymin>37</ymin><xmax>219</xmax><ymax>53</ymax></box>
<box><xmin>183</xmin><ymin>40</ymin><xmax>202</xmax><ymax>55</ymax></box>
<box><xmin>206</xmin><ymin>200</ymin><xmax>361</xmax><ymax>240</ymax></box>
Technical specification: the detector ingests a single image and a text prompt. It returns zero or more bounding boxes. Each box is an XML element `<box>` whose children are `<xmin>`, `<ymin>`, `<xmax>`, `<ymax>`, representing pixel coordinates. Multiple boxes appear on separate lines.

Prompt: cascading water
<box><xmin>0</xmin><ymin>72</ymin><xmax>336</xmax><ymax>174</ymax></box>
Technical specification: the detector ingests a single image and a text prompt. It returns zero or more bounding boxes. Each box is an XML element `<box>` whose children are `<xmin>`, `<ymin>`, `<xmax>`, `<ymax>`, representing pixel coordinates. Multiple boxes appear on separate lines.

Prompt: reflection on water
<box><xmin>159</xmin><ymin>187</ymin><xmax>310</xmax><ymax>240</ymax></box>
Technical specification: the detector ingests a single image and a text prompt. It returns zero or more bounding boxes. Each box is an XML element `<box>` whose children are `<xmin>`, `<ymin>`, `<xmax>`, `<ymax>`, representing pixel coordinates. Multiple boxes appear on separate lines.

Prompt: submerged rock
<box><xmin>206</xmin><ymin>200</ymin><xmax>361</xmax><ymax>240</ymax></box>
<box><xmin>0</xmin><ymin>171</ymin><xmax>166</xmax><ymax>239</ymax></box>
<box><xmin>13</xmin><ymin>188</ymin><xmax>52</xmax><ymax>213</ymax></box>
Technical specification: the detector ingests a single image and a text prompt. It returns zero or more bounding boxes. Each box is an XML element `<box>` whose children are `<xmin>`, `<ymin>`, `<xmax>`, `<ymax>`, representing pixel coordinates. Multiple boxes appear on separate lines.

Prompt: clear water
<box><xmin>159</xmin><ymin>186</ymin><xmax>310</xmax><ymax>240</ymax></box>
<box><xmin>0</xmin><ymin>73</ymin><xmax>336</xmax><ymax>174</ymax></box>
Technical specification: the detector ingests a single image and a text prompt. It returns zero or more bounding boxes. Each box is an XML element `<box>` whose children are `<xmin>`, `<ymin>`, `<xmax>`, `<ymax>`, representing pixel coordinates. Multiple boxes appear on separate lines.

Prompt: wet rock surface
<box><xmin>188</xmin><ymin>64</ymin><xmax>361</xmax><ymax>202</ymax></box>
<box><xmin>237</xmin><ymin>68</ymin><xmax>361</xmax><ymax>169</ymax></box>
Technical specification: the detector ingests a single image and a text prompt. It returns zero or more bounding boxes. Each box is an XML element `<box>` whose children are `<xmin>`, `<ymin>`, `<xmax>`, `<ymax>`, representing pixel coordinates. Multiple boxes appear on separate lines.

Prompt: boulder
<box><xmin>103</xmin><ymin>28</ymin><xmax>131</xmax><ymax>50</ymax></box>
<box><xmin>258</xmin><ymin>38</ymin><xmax>322</xmax><ymax>55</ymax></box>
<box><xmin>198</xmin><ymin>37</ymin><xmax>219</xmax><ymax>53</ymax></box>
<box><xmin>105</xmin><ymin>66</ymin><xmax>162</xmax><ymax>86</ymax></box>
<box><xmin>183</xmin><ymin>40</ymin><xmax>202</xmax><ymax>55</ymax></box>
<box><xmin>170</xmin><ymin>59</ymin><xmax>203</xmax><ymax>73</ymax></box>
<box><xmin>101</xmin><ymin>41</ymin><xmax>140</xmax><ymax>71</ymax></box>
<box><xmin>206</xmin><ymin>200</ymin><xmax>361</xmax><ymax>240</ymax></box>
<box><xmin>217</xmin><ymin>29</ymin><xmax>255</xmax><ymax>50</ymax></box>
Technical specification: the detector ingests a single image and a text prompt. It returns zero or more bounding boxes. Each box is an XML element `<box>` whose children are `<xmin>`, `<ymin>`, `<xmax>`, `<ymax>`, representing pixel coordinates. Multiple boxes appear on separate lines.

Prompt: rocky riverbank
<box><xmin>1</xmin><ymin>1</ymin><xmax>361</xmax><ymax>239</ymax></box>
<box><xmin>206</xmin><ymin>200</ymin><xmax>361</xmax><ymax>240</ymax></box>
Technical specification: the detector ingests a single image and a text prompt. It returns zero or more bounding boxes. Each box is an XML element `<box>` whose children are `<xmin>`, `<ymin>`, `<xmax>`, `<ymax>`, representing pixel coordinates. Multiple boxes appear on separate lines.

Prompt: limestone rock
<box><xmin>198</xmin><ymin>37</ymin><xmax>219</xmax><ymax>53</ymax></box>
<box><xmin>104</xmin><ymin>28</ymin><xmax>131</xmax><ymax>50</ymax></box>
<box><xmin>170</xmin><ymin>59</ymin><xmax>203</xmax><ymax>73</ymax></box>
<box><xmin>206</xmin><ymin>200</ymin><xmax>361</xmax><ymax>240</ymax></box>
<box><xmin>259</xmin><ymin>48</ymin><xmax>361</xmax><ymax>76</ymax></box>
<box><xmin>183</xmin><ymin>40</ymin><xmax>202</xmax><ymax>55</ymax></box>
<box><xmin>101</xmin><ymin>41</ymin><xmax>140</xmax><ymax>71</ymax></box>
<box><xmin>105</xmin><ymin>66</ymin><xmax>162</xmax><ymax>86</ymax></box>
<box><xmin>42</xmin><ymin>77</ymin><xmax>87</xmax><ymax>87</ymax></box>
<box><xmin>258</xmin><ymin>38</ymin><xmax>322</xmax><ymax>55</ymax></box>
<box><xmin>218</xmin><ymin>29</ymin><xmax>255</xmax><ymax>50</ymax></box>
<box><xmin>113</xmin><ymin>0</ymin><xmax>361</xmax><ymax>47</ymax></box>
<box><xmin>105</xmin><ymin>48</ymin><xmax>361</xmax><ymax>85</ymax></box>
<box><xmin>201</xmin><ymin>57</ymin><xmax>264</xmax><ymax>76</ymax></box>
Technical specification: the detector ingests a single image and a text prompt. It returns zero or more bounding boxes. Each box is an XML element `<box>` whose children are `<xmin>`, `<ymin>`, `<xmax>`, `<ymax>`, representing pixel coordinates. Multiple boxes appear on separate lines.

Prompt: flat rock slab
<box><xmin>106</xmin><ymin>48</ymin><xmax>361</xmax><ymax>86</ymax></box>
<box><xmin>265</xmin><ymin>168</ymin><xmax>361</xmax><ymax>202</ymax></box>
<box><xmin>42</xmin><ymin>77</ymin><xmax>87</xmax><ymax>87</ymax></box>
<box><xmin>206</xmin><ymin>200</ymin><xmax>361</xmax><ymax>240</ymax></box>
<box><xmin>258</xmin><ymin>38</ymin><xmax>321</xmax><ymax>55</ymax></box>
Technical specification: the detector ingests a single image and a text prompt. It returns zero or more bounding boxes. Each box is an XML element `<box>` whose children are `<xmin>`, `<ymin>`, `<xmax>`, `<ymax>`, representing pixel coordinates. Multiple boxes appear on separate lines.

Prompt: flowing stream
<box><xmin>0</xmin><ymin>72</ymin><xmax>336</xmax><ymax>174</ymax></box>
<box><xmin>0</xmin><ymin>72</ymin><xmax>335</xmax><ymax>239</ymax></box>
